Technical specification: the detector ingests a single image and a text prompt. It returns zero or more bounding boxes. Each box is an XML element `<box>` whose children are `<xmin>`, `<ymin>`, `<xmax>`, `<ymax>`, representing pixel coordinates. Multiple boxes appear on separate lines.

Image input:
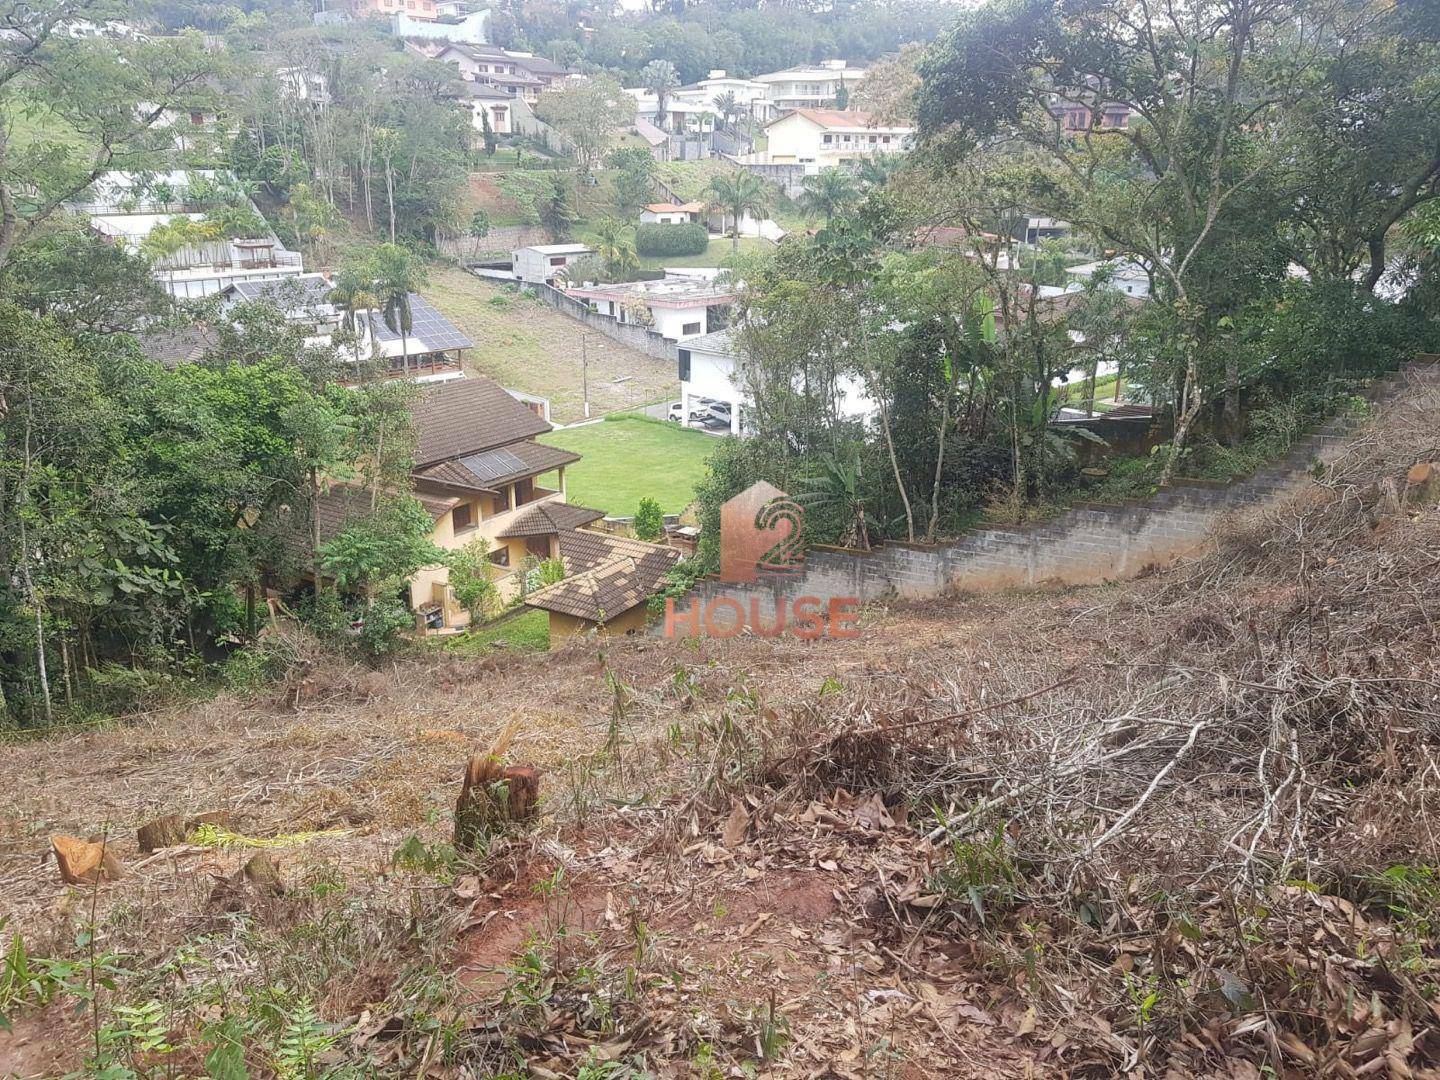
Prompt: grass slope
<box><xmin>422</xmin><ymin>267</ymin><xmax>675</xmax><ymax>423</ymax></box>
<box><xmin>538</xmin><ymin>414</ymin><xmax>714</xmax><ymax>516</ymax></box>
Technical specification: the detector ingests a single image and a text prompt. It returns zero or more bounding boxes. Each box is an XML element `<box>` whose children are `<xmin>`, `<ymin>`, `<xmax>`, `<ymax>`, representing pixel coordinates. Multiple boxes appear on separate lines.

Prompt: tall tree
<box><xmin>370</xmin><ymin>244</ymin><xmax>427</xmax><ymax>379</ymax></box>
<box><xmin>799</xmin><ymin>169</ymin><xmax>859</xmax><ymax>222</ymax></box>
<box><xmin>642</xmin><ymin>58</ymin><xmax>680</xmax><ymax>130</ymax></box>
<box><xmin>918</xmin><ymin>0</ymin><xmax>1319</xmax><ymax>481</ymax></box>
<box><xmin>705</xmin><ymin>169</ymin><xmax>770</xmax><ymax>251</ymax></box>
<box><xmin>0</xmin><ymin>6</ymin><xmax>224</xmax><ymax>270</ymax></box>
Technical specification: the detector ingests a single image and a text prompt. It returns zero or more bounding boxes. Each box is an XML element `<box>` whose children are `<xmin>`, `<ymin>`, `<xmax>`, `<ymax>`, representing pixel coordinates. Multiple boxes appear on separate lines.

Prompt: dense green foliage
<box><xmin>635</xmin><ymin>223</ymin><xmax>709</xmax><ymax>257</ymax></box>
<box><xmin>489</xmin><ymin>0</ymin><xmax>961</xmax><ymax>86</ymax></box>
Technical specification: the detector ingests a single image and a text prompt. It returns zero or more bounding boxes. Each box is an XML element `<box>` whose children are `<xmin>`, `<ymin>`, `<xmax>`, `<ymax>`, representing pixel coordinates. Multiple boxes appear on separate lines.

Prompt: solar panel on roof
<box><xmin>372</xmin><ymin>294</ymin><xmax>473</xmax><ymax>351</ymax></box>
<box><xmin>458</xmin><ymin>447</ymin><xmax>526</xmax><ymax>484</ymax></box>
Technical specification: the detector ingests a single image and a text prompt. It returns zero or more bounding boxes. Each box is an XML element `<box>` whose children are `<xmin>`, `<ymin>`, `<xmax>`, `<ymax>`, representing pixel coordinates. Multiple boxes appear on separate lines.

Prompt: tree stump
<box><xmin>137</xmin><ymin>814</ymin><xmax>186</xmax><ymax>853</ymax></box>
<box><xmin>241</xmin><ymin>853</ymin><xmax>284</xmax><ymax>895</ymax></box>
<box><xmin>51</xmin><ymin>835</ymin><xmax>124</xmax><ymax>885</ymax></box>
<box><xmin>453</xmin><ymin>757</ymin><xmax>542</xmax><ymax>849</ymax></box>
<box><xmin>1405</xmin><ymin>461</ymin><xmax>1438</xmax><ymax>507</ymax></box>
<box><xmin>188</xmin><ymin>810</ymin><xmax>234</xmax><ymax>834</ymax></box>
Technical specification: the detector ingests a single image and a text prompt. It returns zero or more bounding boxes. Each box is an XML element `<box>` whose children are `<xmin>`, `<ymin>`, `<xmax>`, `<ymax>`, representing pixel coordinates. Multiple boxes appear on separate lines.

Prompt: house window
<box><xmin>452</xmin><ymin>503</ymin><xmax>473</xmax><ymax>532</ymax></box>
<box><xmin>678</xmin><ymin>349</ymin><xmax>691</xmax><ymax>381</ymax></box>
<box><xmin>549</xmin><ymin>256</ymin><xmax>567</xmax><ymax>266</ymax></box>
<box><xmin>681</xmin><ymin>321</ymin><xmax>702</xmax><ymax>336</ymax></box>
<box><xmin>488</xmin><ymin>547</ymin><xmax>510</xmax><ymax>568</ymax></box>
<box><xmin>189</xmin><ymin>110</ymin><xmax>205</xmax><ymax>125</ymax></box>
<box><xmin>822</xmin><ymin>133</ymin><xmax>833</xmax><ymax>145</ymax></box>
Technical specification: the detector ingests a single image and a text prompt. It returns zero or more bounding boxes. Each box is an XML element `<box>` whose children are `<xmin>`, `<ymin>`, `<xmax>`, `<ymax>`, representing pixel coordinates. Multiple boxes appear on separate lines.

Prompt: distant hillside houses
<box><xmin>72</xmin><ymin>170</ymin><xmax>305</xmax><ymax>300</ymax></box>
<box><xmin>624</xmin><ymin>59</ymin><xmax>868</xmax><ymax>136</ymax></box>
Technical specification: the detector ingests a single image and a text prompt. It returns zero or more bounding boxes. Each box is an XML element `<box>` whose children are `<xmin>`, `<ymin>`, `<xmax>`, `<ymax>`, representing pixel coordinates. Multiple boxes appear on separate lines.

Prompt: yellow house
<box><xmin>304</xmin><ymin>376</ymin><xmax>607</xmax><ymax>630</ymax></box>
<box><xmin>523</xmin><ymin>531</ymin><xmax>680</xmax><ymax>639</ymax></box>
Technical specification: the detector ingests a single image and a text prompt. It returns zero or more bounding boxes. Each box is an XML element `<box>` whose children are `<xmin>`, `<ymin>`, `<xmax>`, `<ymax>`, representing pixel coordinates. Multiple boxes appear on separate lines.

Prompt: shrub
<box><xmin>450</xmin><ymin>538</ymin><xmax>500</xmax><ymax>623</ymax></box>
<box><xmin>635</xmin><ymin>222</ymin><xmax>708</xmax><ymax>257</ymax></box>
<box><xmin>633</xmin><ymin>496</ymin><xmax>665</xmax><ymax>541</ymax></box>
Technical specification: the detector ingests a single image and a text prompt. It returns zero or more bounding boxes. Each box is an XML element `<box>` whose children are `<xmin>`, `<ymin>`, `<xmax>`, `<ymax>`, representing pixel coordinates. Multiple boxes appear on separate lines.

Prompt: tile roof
<box><xmin>644</xmin><ymin>201</ymin><xmax>705</xmax><ymax>214</ymax></box>
<box><xmin>524</xmin><ymin>530</ymin><xmax>680</xmax><ymax>623</ymax></box>
<box><xmin>678</xmin><ymin>328</ymin><xmax>735</xmax><ymax>354</ymax></box>
<box><xmin>409</xmin><ymin>376</ymin><xmax>553</xmax><ymax>466</ymax></box>
<box><xmin>494</xmin><ymin>501</ymin><xmax>606</xmax><ymax>538</ymax></box>
<box><xmin>414</xmin><ymin>439</ymin><xmax>579</xmax><ymax>492</ymax></box>
<box><xmin>280</xmin><ymin>486</ymin><xmax>458</xmax><ymax>566</ymax></box>
<box><xmin>775</xmin><ymin>108</ymin><xmax>911</xmax><ymax>132</ymax></box>
<box><xmin>135</xmin><ymin>324</ymin><xmax>220</xmax><ymax>368</ymax></box>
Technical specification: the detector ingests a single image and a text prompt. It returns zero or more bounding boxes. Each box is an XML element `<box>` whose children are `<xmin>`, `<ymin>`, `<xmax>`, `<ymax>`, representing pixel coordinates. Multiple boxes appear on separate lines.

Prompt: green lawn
<box><xmin>538</xmin><ymin>414</ymin><xmax>715</xmax><ymax>516</ymax></box>
<box><xmin>442</xmin><ymin>608</ymin><xmax>550</xmax><ymax>655</ymax></box>
<box><xmin>636</xmin><ymin>237</ymin><xmax>774</xmax><ymax>270</ymax></box>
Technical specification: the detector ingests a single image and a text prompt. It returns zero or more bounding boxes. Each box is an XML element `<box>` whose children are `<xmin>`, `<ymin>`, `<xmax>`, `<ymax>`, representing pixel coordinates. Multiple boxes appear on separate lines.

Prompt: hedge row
<box><xmin>635</xmin><ymin>222</ymin><xmax>709</xmax><ymax>257</ymax></box>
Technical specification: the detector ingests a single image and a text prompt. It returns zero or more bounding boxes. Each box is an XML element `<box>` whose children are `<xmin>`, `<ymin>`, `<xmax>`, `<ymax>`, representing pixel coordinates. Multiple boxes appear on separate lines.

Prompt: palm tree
<box><xmin>799</xmin><ymin>169</ymin><xmax>859</xmax><ymax>222</ymax></box>
<box><xmin>713</xmin><ymin>90</ymin><xmax>741</xmax><ymax>130</ymax></box>
<box><xmin>642</xmin><ymin>59</ymin><xmax>680</xmax><ymax>131</ymax></box>
<box><xmin>704</xmin><ymin>170</ymin><xmax>771</xmax><ymax>253</ymax></box>
<box><xmin>587</xmin><ymin>217</ymin><xmax>639</xmax><ymax>279</ymax></box>
<box><xmin>855</xmin><ymin>153</ymin><xmax>904</xmax><ymax>189</ymax></box>
<box><xmin>328</xmin><ymin>262</ymin><xmax>379</xmax><ymax>368</ymax></box>
<box><xmin>370</xmin><ymin>243</ymin><xmax>427</xmax><ymax>378</ymax></box>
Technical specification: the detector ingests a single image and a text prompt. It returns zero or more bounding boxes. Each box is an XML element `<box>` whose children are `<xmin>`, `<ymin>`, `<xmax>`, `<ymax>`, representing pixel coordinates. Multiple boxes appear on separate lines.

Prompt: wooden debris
<box><xmin>51</xmin><ymin>835</ymin><xmax>123</xmax><ymax>885</ymax></box>
<box><xmin>137</xmin><ymin>814</ymin><xmax>186</xmax><ymax>853</ymax></box>
<box><xmin>1404</xmin><ymin>460</ymin><xmax>1438</xmax><ymax>506</ymax></box>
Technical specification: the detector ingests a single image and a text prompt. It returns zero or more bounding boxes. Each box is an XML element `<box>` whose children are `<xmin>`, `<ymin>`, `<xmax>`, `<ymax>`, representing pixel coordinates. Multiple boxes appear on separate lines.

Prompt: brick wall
<box><xmin>663</xmin><ymin>359</ymin><xmax>1440</xmax><ymax>632</ymax></box>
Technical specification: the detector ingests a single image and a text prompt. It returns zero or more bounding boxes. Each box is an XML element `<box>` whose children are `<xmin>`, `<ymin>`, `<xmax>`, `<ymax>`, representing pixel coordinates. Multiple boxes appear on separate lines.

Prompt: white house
<box><xmin>390</xmin><ymin>8</ymin><xmax>489</xmax><ymax>43</ymax></box>
<box><xmin>73</xmin><ymin>170</ymin><xmax>305</xmax><ymax>300</ymax></box>
<box><xmin>672</xmin><ymin>70</ymin><xmax>775</xmax><ymax>123</ymax></box>
<box><xmin>512</xmin><ymin>243</ymin><xmax>593</xmax><ymax>283</ymax></box>
<box><xmin>755</xmin><ymin>109</ymin><xmax>914</xmax><ymax>171</ymax></box>
<box><xmin>639</xmin><ymin>201</ymin><xmax>705</xmax><ymax>225</ymax></box>
<box><xmin>677</xmin><ymin>327</ymin><xmax>874</xmax><ymax>435</ymax></box>
<box><xmin>1065</xmin><ymin>258</ymin><xmax>1152</xmax><ymax>298</ymax></box>
<box><xmin>566</xmin><ymin>274</ymin><xmax>735</xmax><ymax>342</ymax></box>
<box><xmin>751</xmin><ymin>60</ymin><xmax>866</xmax><ymax>111</ymax></box>
<box><xmin>277</xmin><ymin>66</ymin><xmax>331</xmax><ymax>105</ymax></box>
<box><xmin>459</xmin><ymin>80</ymin><xmax>518</xmax><ymax>134</ymax></box>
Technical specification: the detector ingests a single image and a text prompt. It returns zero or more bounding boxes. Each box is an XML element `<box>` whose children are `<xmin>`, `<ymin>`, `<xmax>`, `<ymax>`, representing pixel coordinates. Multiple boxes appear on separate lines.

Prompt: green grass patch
<box><xmin>636</xmin><ymin>236</ymin><xmax>773</xmax><ymax>270</ymax></box>
<box><xmin>538</xmin><ymin>413</ymin><xmax>715</xmax><ymax>516</ymax></box>
<box><xmin>443</xmin><ymin>608</ymin><xmax>550</xmax><ymax>655</ymax></box>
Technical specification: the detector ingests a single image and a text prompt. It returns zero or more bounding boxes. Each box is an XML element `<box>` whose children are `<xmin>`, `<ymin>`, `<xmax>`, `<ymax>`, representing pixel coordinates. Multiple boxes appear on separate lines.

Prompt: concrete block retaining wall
<box><xmin>667</xmin><ymin>360</ymin><xmax>1440</xmax><ymax>627</ymax></box>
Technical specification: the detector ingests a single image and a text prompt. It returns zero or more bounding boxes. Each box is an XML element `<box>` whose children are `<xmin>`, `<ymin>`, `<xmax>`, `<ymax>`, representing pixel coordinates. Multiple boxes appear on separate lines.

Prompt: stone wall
<box><xmin>528</xmin><ymin>281</ymin><xmax>679</xmax><ymax>364</ymax></box>
<box><xmin>667</xmin><ymin>359</ymin><xmax>1440</xmax><ymax>629</ymax></box>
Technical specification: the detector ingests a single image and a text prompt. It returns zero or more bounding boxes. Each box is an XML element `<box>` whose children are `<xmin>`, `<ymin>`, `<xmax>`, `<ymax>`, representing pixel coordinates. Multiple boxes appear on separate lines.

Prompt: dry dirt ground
<box><xmin>3</xmin><ymin>383</ymin><xmax>1440</xmax><ymax>1078</ymax></box>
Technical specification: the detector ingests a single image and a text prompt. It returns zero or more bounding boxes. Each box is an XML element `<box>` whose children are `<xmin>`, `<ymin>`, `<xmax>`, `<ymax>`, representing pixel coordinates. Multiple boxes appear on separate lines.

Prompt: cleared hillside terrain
<box><xmin>2</xmin><ymin>383</ymin><xmax>1439</xmax><ymax>1078</ymax></box>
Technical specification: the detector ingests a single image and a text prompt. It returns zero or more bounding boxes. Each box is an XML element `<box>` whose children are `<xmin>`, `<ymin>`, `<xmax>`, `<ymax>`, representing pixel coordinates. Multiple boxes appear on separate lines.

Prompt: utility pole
<box><xmin>581</xmin><ymin>333</ymin><xmax>590</xmax><ymax>418</ymax></box>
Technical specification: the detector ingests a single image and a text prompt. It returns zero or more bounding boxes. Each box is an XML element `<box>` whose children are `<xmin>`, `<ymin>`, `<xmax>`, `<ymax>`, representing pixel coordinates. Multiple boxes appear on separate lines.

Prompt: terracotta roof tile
<box><xmin>410</xmin><ymin>377</ymin><xmax>553</xmax><ymax>466</ymax></box>
<box><xmin>494</xmin><ymin>501</ymin><xmax>606</xmax><ymax>538</ymax></box>
<box><xmin>524</xmin><ymin>531</ymin><xmax>680</xmax><ymax>623</ymax></box>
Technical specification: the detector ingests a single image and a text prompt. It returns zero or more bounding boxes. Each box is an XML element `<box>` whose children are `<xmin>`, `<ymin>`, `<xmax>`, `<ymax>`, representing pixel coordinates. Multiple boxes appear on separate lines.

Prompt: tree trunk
<box><xmin>1160</xmin><ymin>351</ymin><xmax>1201</xmax><ymax>486</ymax></box>
<box><xmin>875</xmin><ymin>385</ymin><xmax>914</xmax><ymax>543</ymax></box>
<box><xmin>385</xmin><ymin>157</ymin><xmax>396</xmax><ymax>244</ymax></box>
<box><xmin>310</xmin><ymin>465</ymin><xmax>324</xmax><ymax>595</ymax></box>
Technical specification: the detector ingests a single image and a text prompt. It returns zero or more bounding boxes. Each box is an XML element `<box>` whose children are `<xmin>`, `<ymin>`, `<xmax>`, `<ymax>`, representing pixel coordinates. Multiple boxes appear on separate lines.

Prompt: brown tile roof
<box><xmin>280</xmin><ymin>486</ymin><xmax>457</xmax><ymax>566</ymax></box>
<box><xmin>410</xmin><ymin>376</ymin><xmax>553</xmax><ymax>467</ymax></box>
<box><xmin>494</xmin><ymin>500</ymin><xmax>606</xmax><ymax>538</ymax></box>
<box><xmin>135</xmin><ymin>324</ymin><xmax>220</xmax><ymax>368</ymax></box>
<box><xmin>524</xmin><ymin>530</ymin><xmax>680</xmax><ymax>623</ymax></box>
<box><xmin>414</xmin><ymin>440</ymin><xmax>580</xmax><ymax>493</ymax></box>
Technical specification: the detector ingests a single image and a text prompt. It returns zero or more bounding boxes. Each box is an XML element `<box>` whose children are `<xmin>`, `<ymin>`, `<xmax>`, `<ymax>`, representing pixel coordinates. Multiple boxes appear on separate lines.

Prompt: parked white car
<box><xmin>667</xmin><ymin>399</ymin><xmax>715</xmax><ymax>422</ymax></box>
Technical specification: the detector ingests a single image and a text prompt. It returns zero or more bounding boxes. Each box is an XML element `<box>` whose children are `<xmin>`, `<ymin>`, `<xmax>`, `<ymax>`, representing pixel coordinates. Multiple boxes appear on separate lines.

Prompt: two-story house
<box><xmin>301</xmin><ymin>377</ymin><xmax>607</xmax><ymax>630</ymax></box>
<box><xmin>760</xmin><ymin>109</ymin><xmax>914</xmax><ymax>171</ymax></box>
<box><xmin>751</xmin><ymin>60</ymin><xmax>865</xmax><ymax>111</ymax></box>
